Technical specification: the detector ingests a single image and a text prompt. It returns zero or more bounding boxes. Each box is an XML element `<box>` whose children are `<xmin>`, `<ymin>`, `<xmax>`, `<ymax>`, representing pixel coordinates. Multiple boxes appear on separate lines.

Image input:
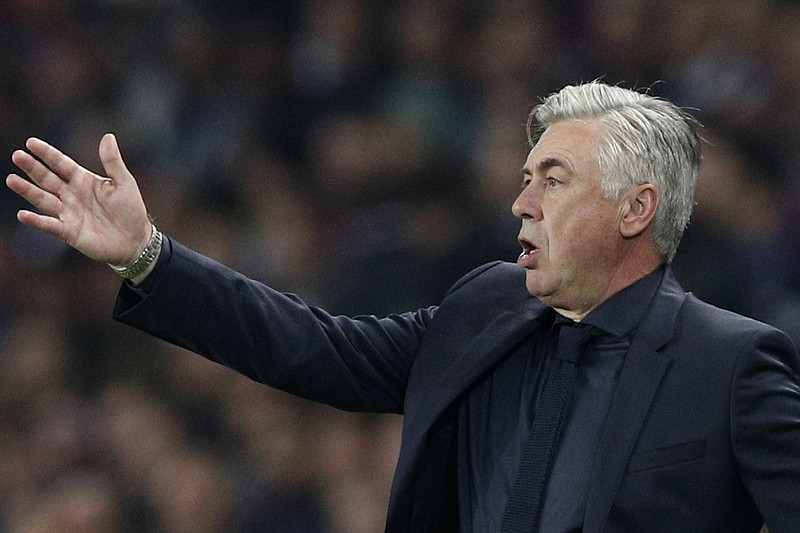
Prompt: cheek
<box><xmin>550</xmin><ymin>209</ymin><xmax>616</xmax><ymax>260</ymax></box>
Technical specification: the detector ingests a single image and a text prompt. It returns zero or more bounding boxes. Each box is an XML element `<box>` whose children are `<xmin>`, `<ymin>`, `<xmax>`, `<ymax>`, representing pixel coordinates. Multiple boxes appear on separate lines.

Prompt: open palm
<box><xmin>6</xmin><ymin>134</ymin><xmax>152</xmax><ymax>266</ymax></box>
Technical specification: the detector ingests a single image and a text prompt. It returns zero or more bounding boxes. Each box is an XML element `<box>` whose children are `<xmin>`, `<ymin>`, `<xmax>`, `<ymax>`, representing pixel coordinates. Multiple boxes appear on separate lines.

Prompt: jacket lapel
<box><xmin>406</xmin><ymin>297</ymin><xmax>547</xmax><ymax>444</ymax></box>
<box><xmin>438</xmin><ymin>298</ymin><xmax>551</xmax><ymax>387</ymax></box>
<box><xmin>409</xmin><ymin>296</ymin><xmax>551</xmax><ymax>438</ymax></box>
<box><xmin>389</xmin><ymin>295</ymin><xmax>551</xmax><ymax>531</ymax></box>
<box><xmin>582</xmin><ymin>268</ymin><xmax>687</xmax><ymax>533</ymax></box>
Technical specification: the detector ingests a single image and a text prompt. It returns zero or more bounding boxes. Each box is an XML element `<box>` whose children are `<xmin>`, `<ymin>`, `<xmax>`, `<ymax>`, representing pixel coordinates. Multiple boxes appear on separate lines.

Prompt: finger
<box><xmin>6</xmin><ymin>174</ymin><xmax>63</xmax><ymax>216</ymax></box>
<box><xmin>7</xmin><ymin>172</ymin><xmax>63</xmax><ymax>215</ymax></box>
<box><xmin>12</xmin><ymin>149</ymin><xmax>67</xmax><ymax>195</ymax></box>
<box><xmin>16</xmin><ymin>209</ymin><xmax>64</xmax><ymax>239</ymax></box>
<box><xmin>99</xmin><ymin>133</ymin><xmax>135</xmax><ymax>185</ymax></box>
<box><xmin>25</xmin><ymin>137</ymin><xmax>86</xmax><ymax>183</ymax></box>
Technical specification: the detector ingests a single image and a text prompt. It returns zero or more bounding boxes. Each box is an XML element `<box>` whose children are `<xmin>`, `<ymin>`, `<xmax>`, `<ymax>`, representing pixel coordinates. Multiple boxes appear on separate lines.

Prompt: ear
<box><xmin>619</xmin><ymin>183</ymin><xmax>659</xmax><ymax>238</ymax></box>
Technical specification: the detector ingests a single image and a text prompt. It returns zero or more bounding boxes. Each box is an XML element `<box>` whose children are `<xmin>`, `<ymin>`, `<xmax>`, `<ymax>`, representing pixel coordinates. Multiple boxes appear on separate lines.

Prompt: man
<box><xmin>7</xmin><ymin>81</ymin><xmax>800</xmax><ymax>532</ymax></box>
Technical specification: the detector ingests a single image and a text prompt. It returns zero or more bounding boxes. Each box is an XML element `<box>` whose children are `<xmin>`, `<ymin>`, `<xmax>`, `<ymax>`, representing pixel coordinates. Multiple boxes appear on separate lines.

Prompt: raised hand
<box><xmin>6</xmin><ymin>134</ymin><xmax>152</xmax><ymax>266</ymax></box>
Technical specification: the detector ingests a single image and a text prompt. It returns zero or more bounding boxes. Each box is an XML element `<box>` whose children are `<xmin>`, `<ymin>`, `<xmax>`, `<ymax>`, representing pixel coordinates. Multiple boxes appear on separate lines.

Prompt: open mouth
<box><xmin>517</xmin><ymin>237</ymin><xmax>539</xmax><ymax>266</ymax></box>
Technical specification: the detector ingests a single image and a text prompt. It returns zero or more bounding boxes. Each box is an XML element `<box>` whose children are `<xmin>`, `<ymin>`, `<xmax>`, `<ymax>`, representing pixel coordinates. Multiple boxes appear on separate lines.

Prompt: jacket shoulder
<box><xmin>681</xmin><ymin>293</ymin><xmax>790</xmax><ymax>339</ymax></box>
<box><xmin>443</xmin><ymin>261</ymin><xmax>536</xmax><ymax>306</ymax></box>
<box><xmin>668</xmin><ymin>292</ymin><xmax>798</xmax><ymax>373</ymax></box>
<box><xmin>445</xmin><ymin>261</ymin><xmax>528</xmax><ymax>297</ymax></box>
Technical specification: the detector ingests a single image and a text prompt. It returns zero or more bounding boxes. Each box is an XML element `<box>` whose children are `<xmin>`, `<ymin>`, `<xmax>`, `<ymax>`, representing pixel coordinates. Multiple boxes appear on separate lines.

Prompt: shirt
<box><xmin>457</xmin><ymin>267</ymin><xmax>664</xmax><ymax>532</ymax></box>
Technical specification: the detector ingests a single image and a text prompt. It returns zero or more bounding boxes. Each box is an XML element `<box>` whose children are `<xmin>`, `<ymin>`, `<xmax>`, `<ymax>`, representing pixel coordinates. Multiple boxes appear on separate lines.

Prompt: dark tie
<box><xmin>501</xmin><ymin>322</ymin><xmax>594</xmax><ymax>533</ymax></box>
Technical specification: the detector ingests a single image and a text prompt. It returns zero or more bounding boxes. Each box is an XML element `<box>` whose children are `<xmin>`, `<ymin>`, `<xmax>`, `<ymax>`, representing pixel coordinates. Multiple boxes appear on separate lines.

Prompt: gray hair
<box><xmin>527</xmin><ymin>80</ymin><xmax>702</xmax><ymax>263</ymax></box>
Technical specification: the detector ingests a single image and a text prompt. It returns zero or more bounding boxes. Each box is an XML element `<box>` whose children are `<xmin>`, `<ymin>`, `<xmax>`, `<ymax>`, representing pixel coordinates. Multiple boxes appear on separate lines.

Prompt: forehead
<box><xmin>525</xmin><ymin>119</ymin><xmax>606</xmax><ymax>173</ymax></box>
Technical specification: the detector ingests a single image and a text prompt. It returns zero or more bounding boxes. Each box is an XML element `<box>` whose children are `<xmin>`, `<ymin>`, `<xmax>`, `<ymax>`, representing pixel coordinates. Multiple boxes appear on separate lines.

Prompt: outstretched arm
<box><xmin>6</xmin><ymin>134</ymin><xmax>156</xmax><ymax>282</ymax></box>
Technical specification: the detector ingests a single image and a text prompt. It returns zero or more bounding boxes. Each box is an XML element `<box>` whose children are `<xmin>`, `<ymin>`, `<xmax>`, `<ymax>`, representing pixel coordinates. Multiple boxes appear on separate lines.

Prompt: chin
<box><xmin>524</xmin><ymin>269</ymin><xmax>555</xmax><ymax>300</ymax></box>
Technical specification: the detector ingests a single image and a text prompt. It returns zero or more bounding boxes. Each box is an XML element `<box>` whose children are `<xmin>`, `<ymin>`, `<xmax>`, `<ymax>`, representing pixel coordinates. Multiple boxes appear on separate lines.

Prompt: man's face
<box><xmin>512</xmin><ymin>119</ymin><xmax>629</xmax><ymax>317</ymax></box>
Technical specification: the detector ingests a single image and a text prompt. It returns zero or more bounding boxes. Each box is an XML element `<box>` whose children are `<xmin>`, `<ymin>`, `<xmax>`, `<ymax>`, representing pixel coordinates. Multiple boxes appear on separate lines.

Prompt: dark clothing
<box><xmin>115</xmin><ymin>238</ymin><xmax>800</xmax><ymax>533</ymax></box>
<box><xmin>458</xmin><ymin>268</ymin><xmax>661</xmax><ymax>532</ymax></box>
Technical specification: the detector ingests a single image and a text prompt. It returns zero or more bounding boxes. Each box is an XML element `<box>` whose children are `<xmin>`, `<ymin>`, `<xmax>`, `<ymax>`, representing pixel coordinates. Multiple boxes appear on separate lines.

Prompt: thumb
<box><xmin>98</xmin><ymin>133</ymin><xmax>134</xmax><ymax>184</ymax></box>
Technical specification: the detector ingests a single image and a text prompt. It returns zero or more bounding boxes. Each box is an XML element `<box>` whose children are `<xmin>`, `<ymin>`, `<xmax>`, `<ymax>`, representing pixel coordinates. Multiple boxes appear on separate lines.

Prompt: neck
<box><xmin>555</xmin><ymin>245</ymin><xmax>662</xmax><ymax>322</ymax></box>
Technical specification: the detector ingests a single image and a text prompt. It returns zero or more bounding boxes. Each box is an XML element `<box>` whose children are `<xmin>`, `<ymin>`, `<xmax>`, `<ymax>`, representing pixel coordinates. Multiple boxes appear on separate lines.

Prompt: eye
<box><xmin>545</xmin><ymin>177</ymin><xmax>560</xmax><ymax>188</ymax></box>
<box><xmin>520</xmin><ymin>178</ymin><xmax>531</xmax><ymax>190</ymax></box>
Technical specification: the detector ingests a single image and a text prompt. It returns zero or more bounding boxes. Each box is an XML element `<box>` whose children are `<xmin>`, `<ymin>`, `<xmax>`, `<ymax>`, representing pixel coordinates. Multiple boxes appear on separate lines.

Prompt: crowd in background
<box><xmin>1</xmin><ymin>0</ymin><xmax>799</xmax><ymax>531</ymax></box>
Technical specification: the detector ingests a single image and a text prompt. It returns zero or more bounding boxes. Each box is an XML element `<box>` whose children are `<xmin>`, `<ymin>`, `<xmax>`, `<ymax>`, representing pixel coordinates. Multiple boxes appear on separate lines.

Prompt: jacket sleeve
<box><xmin>731</xmin><ymin>324</ymin><xmax>800</xmax><ymax>532</ymax></box>
<box><xmin>113</xmin><ymin>238</ymin><xmax>435</xmax><ymax>414</ymax></box>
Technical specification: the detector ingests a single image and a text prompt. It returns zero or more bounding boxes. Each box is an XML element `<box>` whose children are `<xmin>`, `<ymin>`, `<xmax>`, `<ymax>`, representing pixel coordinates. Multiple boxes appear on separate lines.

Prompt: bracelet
<box><xmin>108</xmin><ymin>224</ymin><xmax>163</xmax><ymax>279</ymax></box>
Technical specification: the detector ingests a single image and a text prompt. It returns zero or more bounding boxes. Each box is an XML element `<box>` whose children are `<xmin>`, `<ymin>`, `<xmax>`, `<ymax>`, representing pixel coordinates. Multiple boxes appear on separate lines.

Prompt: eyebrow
<box><xmin>521</xmin><ymin>156</ymin><xmax>566</xmax><ymax>177</ymax></box>
<box><xmin>536</xmin><ymin>157</ymin><xmax>565</xmax><ymax>173</ymax></box>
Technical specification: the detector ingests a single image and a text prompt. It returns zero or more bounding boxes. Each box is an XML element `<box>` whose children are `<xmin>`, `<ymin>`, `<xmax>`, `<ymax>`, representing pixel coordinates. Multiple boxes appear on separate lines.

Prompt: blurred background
<box><xmin>1</xmin><ymin>0</ymin><xmax>799</xmax><ymax>531</ymax></box>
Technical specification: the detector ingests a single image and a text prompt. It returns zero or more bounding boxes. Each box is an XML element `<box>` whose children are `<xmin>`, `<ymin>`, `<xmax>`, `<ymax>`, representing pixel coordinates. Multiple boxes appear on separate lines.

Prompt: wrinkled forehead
<box><xmin>524</xmin><ymin>120</ymin><xmax>608</xmax><ymax>176</ymax></box>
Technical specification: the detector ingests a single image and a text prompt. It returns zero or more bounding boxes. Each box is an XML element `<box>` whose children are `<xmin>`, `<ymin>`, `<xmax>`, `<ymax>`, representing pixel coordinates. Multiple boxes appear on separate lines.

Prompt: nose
<box><xmin>511</xmin><ymin>182</ymin><xmax>543</xmax><ymax>221</ymax></box>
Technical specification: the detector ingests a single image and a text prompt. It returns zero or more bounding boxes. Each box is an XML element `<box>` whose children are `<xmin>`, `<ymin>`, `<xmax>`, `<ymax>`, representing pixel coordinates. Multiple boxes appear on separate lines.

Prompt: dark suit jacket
<box><xmin>114</xmin><ymin>239</ymin><xmax>800</xmax><ymax>532</ymax></box>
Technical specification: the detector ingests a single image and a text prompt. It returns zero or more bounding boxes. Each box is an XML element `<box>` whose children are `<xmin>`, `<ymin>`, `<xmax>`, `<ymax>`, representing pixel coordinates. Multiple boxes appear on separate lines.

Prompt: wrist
<box><xmin>108</xmin><ymin>224</ymin><xmax>163</xmax><ymax>280</ymax></box>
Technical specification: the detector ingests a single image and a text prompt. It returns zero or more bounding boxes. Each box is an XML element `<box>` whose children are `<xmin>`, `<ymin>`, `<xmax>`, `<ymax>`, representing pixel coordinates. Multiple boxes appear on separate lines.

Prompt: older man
<box><xmin>8</xmin><ymin>81</ymin><xmax>800</xmax><ymax>532</ymax></box>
